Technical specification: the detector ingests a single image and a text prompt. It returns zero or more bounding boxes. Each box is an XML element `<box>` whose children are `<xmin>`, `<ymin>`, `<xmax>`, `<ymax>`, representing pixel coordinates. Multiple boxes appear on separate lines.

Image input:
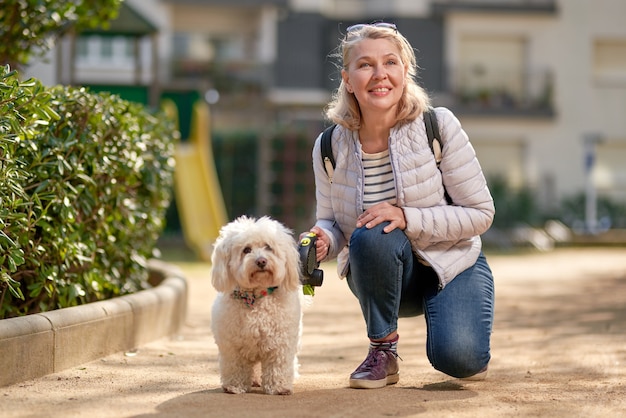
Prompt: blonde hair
<box><xmin>325</xmin><ymin>25</ymin><xmax>431</xmax><ymax>130</ymax></box>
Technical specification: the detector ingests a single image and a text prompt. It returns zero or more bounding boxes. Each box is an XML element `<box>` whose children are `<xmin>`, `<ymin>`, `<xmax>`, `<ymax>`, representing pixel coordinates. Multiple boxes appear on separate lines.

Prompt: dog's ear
<box><xmin>283</xmin><ymin>242</ymin><xmax>302</xmax><ymax>292</ymax></box>
<box><xmin>210</xmin><ymin>222</ymin><xmax>240</xmax><ymax>292</ymax></box>
<box><xmin>273</xmin><ymin>222</ymin><xmax>302</xmax><ymax>292</ymax></box>
<box><xmin>211</xmin><ymin>241</ymin><xmax>233</xmax><ymax>292</ymax></box>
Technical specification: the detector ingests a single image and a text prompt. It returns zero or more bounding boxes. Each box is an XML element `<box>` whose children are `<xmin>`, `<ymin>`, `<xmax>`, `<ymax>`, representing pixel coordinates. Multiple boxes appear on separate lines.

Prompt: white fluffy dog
<box><xmin>210</xmin><ymin>216</ymin><xmax>303</xmax><ymax>395</ymax></box>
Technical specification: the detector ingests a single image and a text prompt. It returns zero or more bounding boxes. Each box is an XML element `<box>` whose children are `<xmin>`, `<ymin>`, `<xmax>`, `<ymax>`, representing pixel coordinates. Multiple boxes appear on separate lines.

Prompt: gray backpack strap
<box><xmin>424</xmin><ymin>108</ymin><xmax>452</xmax><ymax>205</ymax></box>
<box><xmin>320</xmin><ymin>124</ymin><xmax>336</xmax><ymax>183</ymax></box>
<box><xmin>424</xmin><ymin>108</ymin><xmax>442</xmax><ymax>164</ymax></box>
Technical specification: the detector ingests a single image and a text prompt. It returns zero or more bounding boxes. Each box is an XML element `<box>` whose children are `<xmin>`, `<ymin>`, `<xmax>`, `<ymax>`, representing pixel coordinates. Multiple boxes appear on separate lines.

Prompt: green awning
<box><xmin>80</xmin><ymin>2</ymin><xmax>158</xmax><ymax>36</ymax></box>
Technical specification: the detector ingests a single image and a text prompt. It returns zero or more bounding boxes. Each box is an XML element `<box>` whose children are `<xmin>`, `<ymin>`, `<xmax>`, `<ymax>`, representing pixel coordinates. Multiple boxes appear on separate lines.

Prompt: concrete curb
<box><xmin>0</xmin><ymin>259</ymin><xmax>188</xmax><ymax>387</ymax></box>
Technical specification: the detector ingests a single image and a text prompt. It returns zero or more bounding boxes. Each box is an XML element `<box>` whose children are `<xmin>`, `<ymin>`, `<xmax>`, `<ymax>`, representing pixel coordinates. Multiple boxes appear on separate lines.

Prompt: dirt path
<box><xmin>2</xmin><ymin>247</ymin><xmax>625</xmax><ymax>417</ymax></box>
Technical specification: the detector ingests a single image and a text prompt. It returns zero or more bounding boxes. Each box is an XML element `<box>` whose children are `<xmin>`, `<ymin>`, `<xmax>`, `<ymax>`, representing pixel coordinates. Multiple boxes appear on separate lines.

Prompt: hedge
<box><xmin>0</xmin><ymin>65</ymin><xmax>177</xmax><ymax>318</ymax></box>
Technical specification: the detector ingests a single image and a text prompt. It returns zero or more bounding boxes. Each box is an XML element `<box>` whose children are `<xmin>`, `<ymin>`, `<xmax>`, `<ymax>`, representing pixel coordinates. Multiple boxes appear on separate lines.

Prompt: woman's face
<box><xmin>342</xmin><ymin>37</ymin><xmax>407</xmax><ymax>116</ymax></box>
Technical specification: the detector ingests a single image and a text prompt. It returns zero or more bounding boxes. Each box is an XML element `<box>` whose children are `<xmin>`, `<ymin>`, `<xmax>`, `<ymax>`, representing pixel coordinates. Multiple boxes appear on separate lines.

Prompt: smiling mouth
<box><xmin>370</xmin><ymin>87</ymin><xmax>390</xmax><ymax>93</ymax></box>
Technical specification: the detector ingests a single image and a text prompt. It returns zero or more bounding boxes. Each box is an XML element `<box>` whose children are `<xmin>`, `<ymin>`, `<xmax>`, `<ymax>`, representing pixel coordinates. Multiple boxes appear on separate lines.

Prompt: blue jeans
<box><xmin>346</xmin><ymin>223</ymin><xmax>494</xmax><ymax>378</ymax></box>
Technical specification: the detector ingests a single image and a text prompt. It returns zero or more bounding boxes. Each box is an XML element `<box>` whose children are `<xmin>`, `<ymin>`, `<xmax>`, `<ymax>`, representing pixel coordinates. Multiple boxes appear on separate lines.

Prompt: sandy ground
<box><xmin>1</xmin><ymin>247</ymin><xmax>625</xmax><ymax>418</ymax></box>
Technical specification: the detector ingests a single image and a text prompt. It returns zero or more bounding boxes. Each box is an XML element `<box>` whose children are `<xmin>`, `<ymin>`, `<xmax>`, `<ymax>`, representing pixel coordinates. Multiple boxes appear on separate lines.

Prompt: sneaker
<box><xmin>349</xmin><ymin>348</ymin><xmax>400</xmax><ymax>389</ymax></box>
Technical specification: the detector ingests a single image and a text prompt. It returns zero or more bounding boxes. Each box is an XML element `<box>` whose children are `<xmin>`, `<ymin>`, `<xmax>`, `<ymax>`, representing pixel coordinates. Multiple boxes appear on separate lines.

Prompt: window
<box><xmin>172</xmin><ymin>32</ymin><xmax>247</xmax><ymax>63</ymax></box>
<box><xmin>593</xmin><ymin>39</ymin><xmax>626</xmax><ymax>85</ymax></box>
<box><xmin>456</xmin><ymin>35</ymin><xmax>527</xmax><ymax>107</ymax></box>
<box><xmin>473</xmin><ymin>140</ymin><xmax>525</xmax><ymax>190</ymax></box>
<box><xmin>76</xmin><ymin>35</ymin><xmax>134</xmax><ymax>67</ymax></box>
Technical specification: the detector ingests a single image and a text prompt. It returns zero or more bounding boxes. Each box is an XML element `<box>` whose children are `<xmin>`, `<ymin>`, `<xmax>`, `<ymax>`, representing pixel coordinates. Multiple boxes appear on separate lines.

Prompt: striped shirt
<box><xmin>362</xmin><ymin>149</ymin><xmax>396</xmax><ymax>210</ymax></box>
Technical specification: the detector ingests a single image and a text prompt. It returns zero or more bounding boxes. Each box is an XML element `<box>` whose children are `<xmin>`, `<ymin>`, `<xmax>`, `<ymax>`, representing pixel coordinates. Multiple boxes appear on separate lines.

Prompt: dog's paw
<box><xmin>222</xmin><ymin>385</ymin><xmax>249</xmax><ymax>394</ymax></box>
<box><xmin>264</xmin><ymin>385</ymin><xmax>293</xmax><ymax>395</ymax></box>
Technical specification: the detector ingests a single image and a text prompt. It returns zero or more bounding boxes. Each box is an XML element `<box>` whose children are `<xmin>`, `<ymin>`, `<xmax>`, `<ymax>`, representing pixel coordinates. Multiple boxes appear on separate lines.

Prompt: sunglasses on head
<box><xmin>345</xmin><ymin>22</ymin><xmax>398</xmax><ymax>34</ymax></box>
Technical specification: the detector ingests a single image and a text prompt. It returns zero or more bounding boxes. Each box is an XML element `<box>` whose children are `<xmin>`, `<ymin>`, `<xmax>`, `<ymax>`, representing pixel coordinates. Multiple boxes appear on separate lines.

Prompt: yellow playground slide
<box><xmin>167</xmin><ymin>100</ymin><xmax>228</xmax><ymax>261</ymax></box>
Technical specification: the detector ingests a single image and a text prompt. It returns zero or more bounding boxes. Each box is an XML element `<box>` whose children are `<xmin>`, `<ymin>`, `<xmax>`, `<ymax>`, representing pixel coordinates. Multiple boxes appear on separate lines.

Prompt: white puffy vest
<box><xmin>313</xmin><ymin>107</ymin><xmax>495</xmax><ymax>287</ymax></box>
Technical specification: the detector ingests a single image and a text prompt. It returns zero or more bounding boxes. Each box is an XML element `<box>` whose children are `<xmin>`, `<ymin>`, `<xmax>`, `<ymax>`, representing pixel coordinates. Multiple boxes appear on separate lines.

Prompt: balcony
<box><xmin>170</xmin><ymin>58</ymin><xmax>272</xmax><ymax>96</ymax></box>
<box><xmin>164</xmin><ymin>0</ymin><xmax>288</xmax><ymax>6</ymax></box>
<box><xmin>432</xmin><ymin>0</ymin><xmax>558</xmax><ymax>15</ymax></box>
<box><xmin>439</xmin><ymin>66</ymin><xmax>555</xmax><ymax>118</ymax></box>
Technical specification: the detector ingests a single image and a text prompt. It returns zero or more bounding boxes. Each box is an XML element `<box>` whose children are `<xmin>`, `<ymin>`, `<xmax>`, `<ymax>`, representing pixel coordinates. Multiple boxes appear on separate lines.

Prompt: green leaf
<box><xmin>1</xmin><ymin>273</ymin><xmax>24</xmax><ymax>300</ymax></box>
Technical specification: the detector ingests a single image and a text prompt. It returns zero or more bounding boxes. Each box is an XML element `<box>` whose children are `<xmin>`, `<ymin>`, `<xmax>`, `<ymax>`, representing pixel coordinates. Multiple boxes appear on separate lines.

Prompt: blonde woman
<box><xmin>305</xmin><ymin>22</ymin><xmax>495</xmax><ymax>389</ymax></box>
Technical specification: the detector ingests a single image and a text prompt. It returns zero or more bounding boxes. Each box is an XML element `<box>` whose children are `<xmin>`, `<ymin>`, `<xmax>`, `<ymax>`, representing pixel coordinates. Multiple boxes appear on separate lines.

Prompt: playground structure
<box><xmin>164</xmin><ymin>99</ymin><xmax>228</xmax><ymax>261</ymax></box>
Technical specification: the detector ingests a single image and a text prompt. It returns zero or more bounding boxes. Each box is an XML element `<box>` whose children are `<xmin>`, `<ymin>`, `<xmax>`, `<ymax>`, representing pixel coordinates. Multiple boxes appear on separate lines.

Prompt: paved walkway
<box><xmin>2</xmin><ymin>247</ymin><xmax>625</xmax><ymax>417</ymax></box>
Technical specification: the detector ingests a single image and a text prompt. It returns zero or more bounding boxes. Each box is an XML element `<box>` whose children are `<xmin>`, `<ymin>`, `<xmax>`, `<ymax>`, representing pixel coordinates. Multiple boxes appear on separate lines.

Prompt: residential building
<box><xmin>25</xmin><ymin>0</ymin><xmax>626</xmax><ymax>229</ymax></box>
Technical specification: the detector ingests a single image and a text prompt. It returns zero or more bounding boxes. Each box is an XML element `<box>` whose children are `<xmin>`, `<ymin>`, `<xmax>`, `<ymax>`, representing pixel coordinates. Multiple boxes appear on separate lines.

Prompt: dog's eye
<box><xmin>265</xmin><ymin>244</ymin><xmax>273</xmax><ymax>252</ymax></box>
<box><xmin>243</xmin><ymin>246</ymin><xmax>252</xmax><ymax>254</ymax></box>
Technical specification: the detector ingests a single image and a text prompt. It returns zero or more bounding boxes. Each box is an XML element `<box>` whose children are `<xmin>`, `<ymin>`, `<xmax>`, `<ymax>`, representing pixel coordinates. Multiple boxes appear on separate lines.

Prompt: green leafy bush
<box><xmin>560</xmin><ymin>193</ymin><xmax>626</xmax><ymax>230</ymax></box>
<box><xmin>0</xmin><ymin>66</ymin><xmax>176</xmax><ymax>318</ymax></box>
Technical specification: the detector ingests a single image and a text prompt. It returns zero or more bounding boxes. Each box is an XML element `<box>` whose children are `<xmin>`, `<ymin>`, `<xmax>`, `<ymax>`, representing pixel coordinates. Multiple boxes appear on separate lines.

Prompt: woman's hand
<box><xmin>300</xmin><ymin>227</ymin><xmax>330</xmax><ymax>262</ymax></box>
<box><xmin>356</xmin><ymin>202</ymin><xmax>406</xmax><ymax>233</ymax></box>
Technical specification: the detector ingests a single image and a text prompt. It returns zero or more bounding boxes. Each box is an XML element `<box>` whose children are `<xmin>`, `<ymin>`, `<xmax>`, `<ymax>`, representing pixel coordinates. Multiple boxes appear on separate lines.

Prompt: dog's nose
<box><xmin>256</xmin><ymin>257</ymin><xmax>267</xmax><ymax>269</ymax></box>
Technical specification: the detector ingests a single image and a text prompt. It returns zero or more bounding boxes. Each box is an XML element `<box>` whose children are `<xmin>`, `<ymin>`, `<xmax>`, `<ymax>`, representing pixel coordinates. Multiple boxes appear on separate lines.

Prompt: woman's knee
<box><xmin>350</xmin><ymin>224</ymin><xmax>384</xmax><ymax>254</ymax></box>
<box><xmin>350</xmin><ymin>222</ymin><xmax>407</xmax><ymax>258</ymax></box>
<box><xmin>427</xmin><ymin>338</ymin><xmax>490</xmax><ymax>378</ymax></box>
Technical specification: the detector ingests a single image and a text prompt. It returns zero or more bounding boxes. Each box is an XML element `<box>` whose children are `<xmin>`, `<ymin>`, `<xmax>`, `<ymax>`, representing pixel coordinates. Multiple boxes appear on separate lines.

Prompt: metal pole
<box><xmin>583</xmin><ymin>133</ymin><xmax>601</xmax><ymax>234</ymax></box>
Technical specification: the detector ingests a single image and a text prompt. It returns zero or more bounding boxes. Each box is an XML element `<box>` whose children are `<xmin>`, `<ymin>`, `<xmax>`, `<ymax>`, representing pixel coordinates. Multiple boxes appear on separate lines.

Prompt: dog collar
<box><xmin>231</xmin><ymin>286</ymin><xmax>278</xmax><ymax>308</ymax></box>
